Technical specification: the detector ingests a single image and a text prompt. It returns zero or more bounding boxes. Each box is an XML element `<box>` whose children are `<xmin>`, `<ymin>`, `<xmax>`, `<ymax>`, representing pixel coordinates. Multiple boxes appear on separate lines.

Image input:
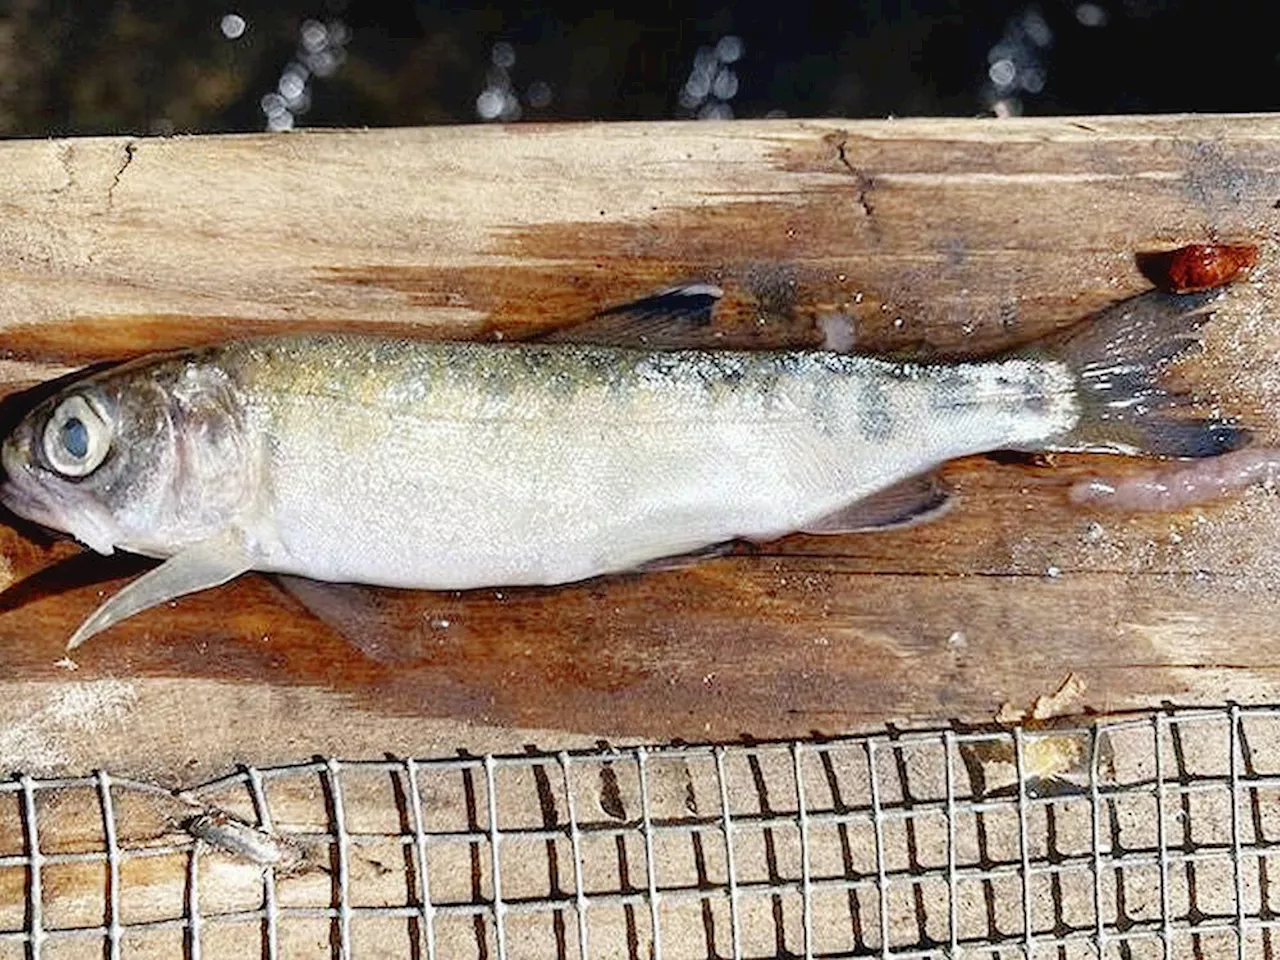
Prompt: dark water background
<box><xmin>0</xmin><ymin>0</ymin><xmax>1274</xmax><ymax>137</ymax></box>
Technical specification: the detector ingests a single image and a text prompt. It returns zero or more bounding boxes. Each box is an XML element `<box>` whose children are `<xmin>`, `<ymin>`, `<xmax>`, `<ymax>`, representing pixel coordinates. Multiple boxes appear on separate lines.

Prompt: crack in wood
<box><xmin>53</xmin><ymin>142</ymin><xmax>74</xmax><ymax>194</ymax></box>
<box><xmin>834</xmin><ymin>136</ymin><xmax>875</xmax><ymax>218</ymax></box>
<box><xmin>107</xmin><ymin>139</ymin><xmax>137</xmax><ymax>209</ymax></box>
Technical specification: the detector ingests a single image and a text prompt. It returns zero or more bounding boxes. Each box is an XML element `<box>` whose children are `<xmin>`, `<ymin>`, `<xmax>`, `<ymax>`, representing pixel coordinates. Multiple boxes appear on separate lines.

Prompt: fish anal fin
<box><xmin>633</xmin><ymin>540</ymin><xmax>739</xmax><ymax>573</ymax></box>
<box><xmin>67</xmin><ymin>528</ymin><xmax>253</xmax><ymax>649</ymax></box>
<box><xmin>799</xmin><ymin>473</ymin><xmax>952</xmax><ymax>535</ymax></box>
<box><xmin>535</xmin><ymin>283</ymin><xmax>723</xmax><ymax>348</ymax></box>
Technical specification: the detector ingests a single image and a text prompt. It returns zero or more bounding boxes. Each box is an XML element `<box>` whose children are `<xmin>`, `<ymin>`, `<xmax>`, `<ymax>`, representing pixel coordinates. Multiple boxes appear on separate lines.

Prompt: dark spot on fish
<box><xmin>1021</xmin><ymin>365</ymin><xmax>1051</xmax><ymax>414</ymax></box>
<box><xmin>770</xmin><ymin>353</ymin><xmax>805</xmax><ymax>378</ymax></box>
<box><xmin>814</xmin><ymin>353</ymin><xmax>851</xmax><ymax>375</ymax></box>
<box><xmin>858</xmin><ymin>380</ymin><xmax>894</xmax><ymax>440</ymax></box>
<box><xmin>886</xmin><ymin>361</ymin><xmax>927</xmax><ymax>383</ymax></box>
<box><xmin>929</xmin><ymin>370</ymin><xmax>971</xmax><ymax>412</ymax></box>
<box><xmin>809</xmin><ymin>375</ymin><xmax>841</xmax><ymax>436</ymax></box>
<box><xmin>989</xmin><ymin>369</ymin><xmax>1039</xmax><ymax>415</ymax></box>
<box><xmin>693</xmin><ymin>359</ymin><xmax>734</xmax><ymax>392</ymax></box>
<box><xmin>718</xmin><ymin>360</ymin><xmax>746</xmax><ymax>385</ymax></box>
<box><xmin>754</xmin><ymin>368</ymin><xmax>783</xmax><ymax>411</ymax></box>
<box><xmin>547</xmin><ymin>370</ymin><xmax>577</xmax><ymax>398</ymax></box>
<box><xmin>519</xmin><ymin>350</ymin><xmax>551</xmax><ymax>375</ymax></box>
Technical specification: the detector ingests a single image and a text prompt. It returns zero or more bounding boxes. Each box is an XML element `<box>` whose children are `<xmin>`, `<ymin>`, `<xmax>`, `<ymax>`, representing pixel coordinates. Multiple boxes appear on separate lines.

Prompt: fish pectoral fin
<box><xmin>67</xmin><ymin>528</ymin><xmax>254</xmax><ymax>650</ymax></box>
<box><xmin>274</xmin><ymin>576</ymin><xmax>440</xmax><ymax>665</ymax></box>
<box><xmin>799</xmin><ymin>473</ymin><xmax>953</xmax><ymax>534</ymax></box>
<box><xmin>535</xmin><ymin>283</ymin><xmax>723</xmax><ymax>348</ymax></box>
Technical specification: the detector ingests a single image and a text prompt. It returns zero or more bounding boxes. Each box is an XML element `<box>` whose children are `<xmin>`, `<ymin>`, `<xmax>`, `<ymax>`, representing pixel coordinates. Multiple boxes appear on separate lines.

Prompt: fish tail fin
<box><xmin>1035</xmin><ymin>289</ymin><xmax>1249</xmax><ymax>457</ymax></box>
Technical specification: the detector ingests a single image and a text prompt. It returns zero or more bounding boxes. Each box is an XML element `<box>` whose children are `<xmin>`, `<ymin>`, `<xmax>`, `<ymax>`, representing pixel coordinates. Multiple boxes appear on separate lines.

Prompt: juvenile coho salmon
<box><xmin>0</xmin><ymin>287</ymin><xmax>1245</xmax><ymax>648</ymax></box>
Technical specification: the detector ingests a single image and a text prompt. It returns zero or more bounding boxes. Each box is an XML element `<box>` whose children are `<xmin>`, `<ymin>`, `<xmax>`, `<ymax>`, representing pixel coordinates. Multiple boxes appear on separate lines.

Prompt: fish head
<box><xmin>1</xmin><ymin>357</ymin><xmax>253</xmax><ymax>556</ymax></box>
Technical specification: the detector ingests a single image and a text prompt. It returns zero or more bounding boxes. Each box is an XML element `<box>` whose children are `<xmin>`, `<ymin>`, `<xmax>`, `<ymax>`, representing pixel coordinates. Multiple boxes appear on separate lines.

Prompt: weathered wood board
<box><xmin>2</xmin><ymin>116</ymin><xmax>1280</xmax><ymax>780</ymax></box>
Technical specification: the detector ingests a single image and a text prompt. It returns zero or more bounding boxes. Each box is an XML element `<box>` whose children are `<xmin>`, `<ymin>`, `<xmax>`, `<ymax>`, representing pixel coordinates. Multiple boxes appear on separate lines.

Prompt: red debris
<box><xmin>1136</xmin><ymin>243</ymin><xmax>1258</xmax><ymax>293</ymax></box>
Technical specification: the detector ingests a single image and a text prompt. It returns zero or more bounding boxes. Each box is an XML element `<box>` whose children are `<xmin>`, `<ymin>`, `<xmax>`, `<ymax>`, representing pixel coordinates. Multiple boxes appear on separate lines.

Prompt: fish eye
<box><xmin>42</xmin><ymin>395</ymin><xmax>111</xmax><ymax>478</ymax></box>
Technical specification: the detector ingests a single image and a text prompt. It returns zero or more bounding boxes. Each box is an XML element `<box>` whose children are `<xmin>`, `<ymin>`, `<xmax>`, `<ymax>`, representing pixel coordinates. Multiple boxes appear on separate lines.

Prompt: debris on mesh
<box><xmin>184</xmin><ymin>809</ymin><xmax>313</xmax><ymax>874</ymax></box>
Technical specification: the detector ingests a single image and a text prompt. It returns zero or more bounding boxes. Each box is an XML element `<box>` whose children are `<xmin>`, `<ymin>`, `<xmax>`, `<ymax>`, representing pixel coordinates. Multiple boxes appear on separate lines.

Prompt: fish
<box><xmin>0</xmin><ymin>285</ymin><xmax>1247</xmax><ymax>649</ymax></box>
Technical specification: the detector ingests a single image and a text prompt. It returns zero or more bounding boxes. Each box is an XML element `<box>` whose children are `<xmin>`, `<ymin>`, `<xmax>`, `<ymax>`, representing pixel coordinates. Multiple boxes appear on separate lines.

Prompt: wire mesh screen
<box><xmin>3</xmin><ymin>705</ymin><xmax>1280</xmax><ymax>959</ymax></box>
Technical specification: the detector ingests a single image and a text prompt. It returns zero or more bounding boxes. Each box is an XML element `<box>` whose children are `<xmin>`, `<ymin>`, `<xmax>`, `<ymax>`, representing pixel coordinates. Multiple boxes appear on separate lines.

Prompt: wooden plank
<box><xmin>1</xmin><ymin>116</ymin><xmax>1279</xmax><ymax>778</ymax></box>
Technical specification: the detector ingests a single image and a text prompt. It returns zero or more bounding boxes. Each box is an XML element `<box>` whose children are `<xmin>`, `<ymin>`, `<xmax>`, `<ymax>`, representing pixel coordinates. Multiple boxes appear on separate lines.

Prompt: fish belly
<box><xmin>241</xmin><ymin>344</ymin><xmax>1075</xmax><ymax>589</ymax></box>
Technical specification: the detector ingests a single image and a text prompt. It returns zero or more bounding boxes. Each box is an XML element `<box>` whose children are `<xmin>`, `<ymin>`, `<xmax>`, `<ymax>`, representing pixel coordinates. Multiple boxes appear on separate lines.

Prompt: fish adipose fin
<box><xmin>536</xmin><ymin>284</ymin><xmax>723</xmax><ymax>348</ymax></box>
<box><xmin>67</xmin><ymin>527</ymin><xmax>253</xmax><ymax>650</ymax></box>
<box><xmin>800</xmin><ymin>471</ymin><xmax>952</xmax><ymax>534</ymax></box>
<box><xmin>1036</xmin><ymin>289</ymin><xmax>1249</xmax><ymax>457</ymax></box>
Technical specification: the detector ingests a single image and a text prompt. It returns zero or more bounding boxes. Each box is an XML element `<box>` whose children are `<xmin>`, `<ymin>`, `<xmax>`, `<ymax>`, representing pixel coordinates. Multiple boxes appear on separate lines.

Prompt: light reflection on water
<box><xmin>259</xmin><ymin>15</ymin><xmax>348</xmax><ymax>131</ymax></box>
<box><xmin>678</xmin><ymin>35</ymin><xmax>745</xmax><ymax>120</ymax></box>
<box><xmin>24</xmin><ymin>3</ymin><xmax>1264</xmax><ymax>139</ymax></box>
<box><xmin>982</xmin><ymin>6</ymin><xmax>1054</xmax><ymax>118</ymax></box>
<box><xmin>476</xmin><ymin>40</ymin><xmax>555</xmax><ymax>122</ymax></box>
<box><xmin>1075</xmin><ymin>3</ymin><xmax>1109</xmax><ymax>27</ymax></box>
<box><xmin>219</xmin><ymin>12</ymin><xmax>246</xmax><ymax>40</ymax></box>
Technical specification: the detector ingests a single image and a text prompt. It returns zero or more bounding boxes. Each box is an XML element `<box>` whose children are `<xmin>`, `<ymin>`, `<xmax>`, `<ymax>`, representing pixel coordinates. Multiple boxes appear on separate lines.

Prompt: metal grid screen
<box><xmin>4</xmin><ymin>705</ymin><xmax>1280</xmax><ymax>958</ymax></box>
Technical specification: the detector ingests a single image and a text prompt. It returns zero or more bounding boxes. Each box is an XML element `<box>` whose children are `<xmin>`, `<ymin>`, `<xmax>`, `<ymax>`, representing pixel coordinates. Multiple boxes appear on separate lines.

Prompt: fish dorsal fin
<box><xmin>66</xmin><ymin>527</ymin><xmax>254</xmax><ymax>649</ymax></box>
<box><xmin>799</xmin><ymin>472</ymin><xmax>953</xmax><ymax>535</ymax></box>
<box><xmin>535</xmin><ymin>284</ymin><xmax>723</xmax><ymax>348</ymax></box>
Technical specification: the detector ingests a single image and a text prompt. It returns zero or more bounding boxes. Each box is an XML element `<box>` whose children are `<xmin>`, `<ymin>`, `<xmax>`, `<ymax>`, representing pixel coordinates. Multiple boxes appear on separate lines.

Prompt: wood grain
<box><xmin>2</xmin><ymin>116</ymin><xmax>1280</xmax><ymax>780</ymax></box>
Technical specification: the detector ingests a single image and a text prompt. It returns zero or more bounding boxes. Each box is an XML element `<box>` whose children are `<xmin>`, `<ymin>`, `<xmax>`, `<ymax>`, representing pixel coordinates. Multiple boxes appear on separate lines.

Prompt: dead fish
<box><xmin>0</xmin><ymin>286</ymin><xmax>1246</xmax><ymax>649</ymax></box>
<box><xmin>185</xmin><ymin>809</ymin><xmax>309</xmax><ymax>872</ymax></box>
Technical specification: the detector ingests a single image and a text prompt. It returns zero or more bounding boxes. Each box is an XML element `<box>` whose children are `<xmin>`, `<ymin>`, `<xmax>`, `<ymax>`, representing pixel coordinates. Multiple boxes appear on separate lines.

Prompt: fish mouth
<box><xmin>0</xmin><ymin>466</ymin><xmax>66</xmax><ymax>534</ymax></box>
<box><xmin>0</xmin><ymin>434</ymin><xmax>53</xmax><ymax>529</ymax></box>
<box><xmin>0</xmin><ymin>449</ymin><xmax>120</xmax><ymax>555</ymax></box>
